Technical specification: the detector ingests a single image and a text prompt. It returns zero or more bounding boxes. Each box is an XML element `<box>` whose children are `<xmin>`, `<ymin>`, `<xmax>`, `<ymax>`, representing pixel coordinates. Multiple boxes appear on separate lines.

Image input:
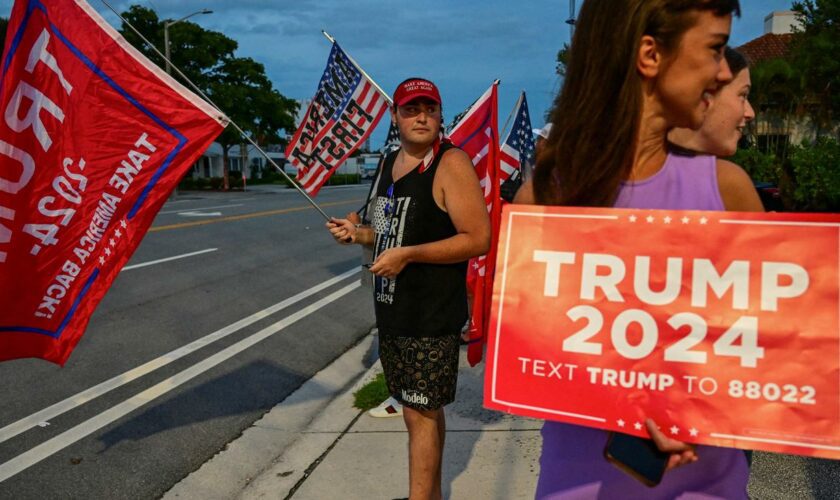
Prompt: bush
<box><xmin>730</xmin><ymin>147</ymin><xmax>780</xmax><ymax>184</ymax></box>
<box><xmin>326</xmin><ymin>173</ymin><xmax>361</xmax><ymax>186</ymax></box>
<box><xmin>209</xmin><ymin>177</ymin><xmax>224</xmax><ymax>190</ymax></box>
<box><xmin>244</xmin><ymin>166</ymin><xmax>288</xmax><ymax>185</ymax></box>
<box><xmin>179</xmin><ymin>177</ymin><xmax>196</xmax><ymax>190</ymax></box>
<box><xmin>195</xmin><ymin>177</ymin><xmax>210</xmax><ymax>190</ymax></box>
<box><xmin>229</xmin><ymin>175</ymin><xmax>244</xmax><ymax>189</ymax></box>
<box><xmin>788</xmin><ymin>137</ymin><xmax>840</xmax><ymax>212</ymax></box>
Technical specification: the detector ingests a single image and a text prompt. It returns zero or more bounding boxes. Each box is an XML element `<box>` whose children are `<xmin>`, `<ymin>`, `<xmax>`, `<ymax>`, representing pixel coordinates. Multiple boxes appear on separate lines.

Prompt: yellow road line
<box><xmin>149</xmin><ymin>199</ymin><xmax>362</xmax><ymax>232</ymax></box>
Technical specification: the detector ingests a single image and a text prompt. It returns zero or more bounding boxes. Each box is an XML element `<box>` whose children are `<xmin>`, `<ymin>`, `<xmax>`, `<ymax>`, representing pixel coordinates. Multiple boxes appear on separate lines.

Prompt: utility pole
<box><xmin>164</xmin><ymin>9</ymin><xmax>213</xmax><ymax>76</ymax></box>
<box><xmin>566</xmin><ymin>0</ymin><xmax>576</xmax><ymax>42</ymax></box>
<box><xmin>163</xmin><ymin>8</ymin><xmax>212</xmax><ymax>201</ymax></box>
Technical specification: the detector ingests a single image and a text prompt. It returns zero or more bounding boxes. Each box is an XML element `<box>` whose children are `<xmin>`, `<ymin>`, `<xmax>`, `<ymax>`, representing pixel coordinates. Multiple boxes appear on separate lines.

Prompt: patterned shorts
<box><xmin>379</xmin><ymin>334</ymin><xmax>460</xmax><ymax>411</ymax></box>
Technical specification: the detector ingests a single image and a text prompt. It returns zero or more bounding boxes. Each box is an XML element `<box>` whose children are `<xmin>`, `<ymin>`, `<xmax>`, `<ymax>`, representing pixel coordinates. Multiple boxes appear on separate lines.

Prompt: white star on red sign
<box><xmin>115</xmin><ymin>229</ymin><xmax>122</xmax><ymax>238</ymax></box>
<box><xmin>646</xmin><ymin>215</ymin><xmax>654</xmax><ymax>223</ymax></box>
<box><xmin>109</xmin><ymin>238</ymin><xmax>116</xmax><ymax>247</ymax></box>
<box><xmin>663</xmin><ymin>216</ymin><xmax>672</xmax><ymax>224</ymax></box>
<box><xmin>689</xmin><ymin>427</ymin><xmax>699</xmax><ymax>437</ymax></box>
<box><xmin>99</xmin><ymin>256</ymin><xmax>105</xmax><ymax>265</ymax></box>
<box><xmin>617</xmin><ymin>419</ymin><xmax>625</xmax><ymax>428</ymax></box>
<box><xmin>121</xmin><ymin>219</ymin><xmax>128</xmax><ymax>228</ymax></box>
<box><xmin>681</xmin><ymin>216</ymin><xmax>690</xmax><ymax>224</ymax></box>
<box><xmin>629</xmin><ymin>215</ymin><xmax>637</xmax><ymax>223</ymax></box>
<box><xmin>670</xmin><ymin>425</ymin><xmax>680</xmax><ymax>435</ymax></box>
<box><xmin>700</xmin><ymin>217</ymin><xmax>708</xmax><ymax>224</ymax></box>
<box><xmin>634</xmin><ymin>421</ymin><xmax>642</xmax><ymax>431</ymax></box>
<box><xmin>105</xmin><ymin>248</ymin><xmax>111</xmax><ymax>257</ymax></box>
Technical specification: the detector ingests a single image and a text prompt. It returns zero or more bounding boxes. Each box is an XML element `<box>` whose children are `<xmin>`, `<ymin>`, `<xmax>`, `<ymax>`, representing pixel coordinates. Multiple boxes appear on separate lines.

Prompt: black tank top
<box><xmin>371</xmin><ymin>143</ymin><xmax>467</xmax><ymax>337</ymax></box>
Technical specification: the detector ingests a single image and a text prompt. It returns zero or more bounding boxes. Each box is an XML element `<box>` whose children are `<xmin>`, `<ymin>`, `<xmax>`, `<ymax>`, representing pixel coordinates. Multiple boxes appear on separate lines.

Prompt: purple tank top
<box><xmin>536</xmin><ymin>154</ymin><xmax>749</xmax><ymax>499</ymax></box>
<box><xmin>614</xmin><ymin>153</ymin><xmax>725</xmax><ymax>210</ymax></box>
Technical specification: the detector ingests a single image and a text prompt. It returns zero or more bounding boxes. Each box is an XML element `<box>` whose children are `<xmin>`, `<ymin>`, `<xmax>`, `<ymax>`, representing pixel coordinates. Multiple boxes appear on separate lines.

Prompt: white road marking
<box><xmin>159</xmin><ymin>204</ymin><xmax>244</xmax><ymax>215</ymax></box>
<box><xmin>178</xmin><ymin>211</ymin><xmax>222</xmax><ymax>217</ymax></box>
<box><xmin>122</xmin><ymin>249</ymin><xmax>218</xmax><ymax>271</ymax></box>
<box><xmin>0</xmin><ymin>281</ymin><xmax>360</xmax><ymax>483</ymax></box>
<box><xmin>0</xmin><ymin>268</ymin><xmax>360</xmax><ymax>445</ymax></box>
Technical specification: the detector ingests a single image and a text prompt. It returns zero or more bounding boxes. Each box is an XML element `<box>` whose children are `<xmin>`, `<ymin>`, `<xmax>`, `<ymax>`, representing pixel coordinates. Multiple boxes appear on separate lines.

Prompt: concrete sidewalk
<box><xmin>164</xmin><ymin>331</ymin><xmax>541</xmax><ymax>500</ymax></box>
<box><xmin>164</xmin><ymin>330</ymin><xmax>838</xmax><ymax>499</ymax></box>
<box><xmin>242</xmin><ymin>358</ymin><xmax>541</xmax><ymax>500</ymax></box>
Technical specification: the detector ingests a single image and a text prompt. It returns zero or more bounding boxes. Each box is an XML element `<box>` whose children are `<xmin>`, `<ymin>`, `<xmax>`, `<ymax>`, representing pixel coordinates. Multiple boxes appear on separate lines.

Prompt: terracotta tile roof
<box><xmin>736</xmin><ymin>33</ymin><xmax>794</xmax><ymax>64</ymax></box>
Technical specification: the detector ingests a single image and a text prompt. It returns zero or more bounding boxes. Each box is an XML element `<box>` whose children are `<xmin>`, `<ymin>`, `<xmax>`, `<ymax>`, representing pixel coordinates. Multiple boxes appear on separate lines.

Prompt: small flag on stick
<box><xmin>500</xmin><ymin>91</ymin><xmax>535</xmax><ymax>185</ymax></box>
<box><xmin>285</xmin><ymin>42</ymin><xmax>389</xmax><ymax>196</ymax></box>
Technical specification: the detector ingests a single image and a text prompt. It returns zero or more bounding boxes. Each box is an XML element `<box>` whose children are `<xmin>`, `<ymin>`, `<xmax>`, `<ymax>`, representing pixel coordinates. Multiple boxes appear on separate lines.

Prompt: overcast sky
<box><xmin>2</xmin><ymin>0</ymin><xmax>796</xmax><ymax>144</ymax></box>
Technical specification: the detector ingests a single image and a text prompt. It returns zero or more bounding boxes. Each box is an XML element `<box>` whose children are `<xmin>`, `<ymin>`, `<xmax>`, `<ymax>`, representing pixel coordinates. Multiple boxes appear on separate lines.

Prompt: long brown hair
<box><xmin>534</xmin><ymin>0</ymin><xmax>740</xmax><ymax>207</ymax></box>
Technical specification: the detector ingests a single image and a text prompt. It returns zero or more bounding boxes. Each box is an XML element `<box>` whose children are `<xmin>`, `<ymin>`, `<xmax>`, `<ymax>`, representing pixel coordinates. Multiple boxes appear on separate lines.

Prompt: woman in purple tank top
<box><xmin>516</xmin><ymin>0</ymin><xmax>763</xmax><ymax>498</ymax></box>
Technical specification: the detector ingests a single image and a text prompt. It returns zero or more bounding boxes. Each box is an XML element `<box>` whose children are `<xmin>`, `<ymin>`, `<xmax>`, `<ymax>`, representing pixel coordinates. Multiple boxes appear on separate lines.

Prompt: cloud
<box><xmin>0</xmin><ymin>0</ymin><xmax>792</xmax><ymax>144</ymax></box>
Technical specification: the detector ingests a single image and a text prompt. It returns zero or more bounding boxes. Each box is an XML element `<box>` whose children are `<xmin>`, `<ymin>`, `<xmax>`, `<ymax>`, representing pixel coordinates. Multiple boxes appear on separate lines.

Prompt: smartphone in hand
<box><xmin>604</xmin><ymin>432</ymin><xmax>668</xmax><ymax>487</ymax></box>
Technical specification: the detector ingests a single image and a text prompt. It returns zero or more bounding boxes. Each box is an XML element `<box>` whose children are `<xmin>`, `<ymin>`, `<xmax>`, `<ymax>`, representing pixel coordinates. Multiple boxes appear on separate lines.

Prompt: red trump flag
<box><xmin>485</xmin><ymin>205</ymin><xmax>840</xmax><ymax>459</ymax></box>
<box><xmin>0</xmin><ymin>0</ymin><xmax>226</xmax><ymax>365</ymax></box>
<box><xmin>447</xmin><ymin>83</ymin><xmax>500</xmax><ymax>366</ymax></box>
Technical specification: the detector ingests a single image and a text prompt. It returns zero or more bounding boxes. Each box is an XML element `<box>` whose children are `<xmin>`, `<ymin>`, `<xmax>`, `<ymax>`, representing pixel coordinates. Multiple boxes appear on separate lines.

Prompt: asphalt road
<box><xmin>0</xmin><ymin>183</ymin><xmax>376</xmax><ymax>499</ymax></box>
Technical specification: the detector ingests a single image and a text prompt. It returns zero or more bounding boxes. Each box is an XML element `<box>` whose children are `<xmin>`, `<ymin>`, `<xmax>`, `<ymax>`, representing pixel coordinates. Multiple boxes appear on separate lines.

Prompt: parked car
<box><xmin>362</xmin><ymin>164</ymin><xmax>379</xmax><ymax>179</ymax></box>
<box><xmin>754</xmin><ymin>182</ymin><xmax>783</xmax><ymax>211</ymax></box>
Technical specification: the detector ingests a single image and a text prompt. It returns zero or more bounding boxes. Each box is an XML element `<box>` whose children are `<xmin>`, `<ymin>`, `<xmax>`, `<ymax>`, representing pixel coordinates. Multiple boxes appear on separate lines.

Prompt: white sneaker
<box><xmin>368</xmin><ymin>396</ymin><xmax>403</xmax><ymax>417</ymax></box>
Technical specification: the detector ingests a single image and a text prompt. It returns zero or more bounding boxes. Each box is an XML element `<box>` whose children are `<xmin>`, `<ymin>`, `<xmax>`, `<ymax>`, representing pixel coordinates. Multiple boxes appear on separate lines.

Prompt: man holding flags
<box><xmin>327</xmin><ymin>78</ymin><xmax>489</xmax><ymax>500</ymax></box>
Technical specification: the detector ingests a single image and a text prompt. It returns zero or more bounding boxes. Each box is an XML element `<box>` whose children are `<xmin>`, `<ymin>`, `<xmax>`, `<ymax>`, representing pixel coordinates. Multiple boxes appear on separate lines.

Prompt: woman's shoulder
<box><xmin>513</xmin><ymin>179</ymin><xmax>536</xmax><ymax>204</ymax></box>
<box><xmin>715</xmin><ymin>158</ymin><xmax>764</xmax><ymax>212</ymax></box>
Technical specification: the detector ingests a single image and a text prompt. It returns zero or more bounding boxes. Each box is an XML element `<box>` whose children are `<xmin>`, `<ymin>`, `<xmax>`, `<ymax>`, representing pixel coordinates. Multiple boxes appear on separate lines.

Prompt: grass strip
<box><xmin>353</xmin><ymin>372</ymin><xmax>390</xmax><ymax>410</ymax></box>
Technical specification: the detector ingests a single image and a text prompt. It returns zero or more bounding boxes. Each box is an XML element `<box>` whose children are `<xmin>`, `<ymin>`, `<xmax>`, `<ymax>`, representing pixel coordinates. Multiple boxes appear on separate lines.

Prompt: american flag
<box><xmin>499</xmin><ymin>92</ymin><xmax>535</xmax><ymax>184</ymax></box>
<box><xmin>447</xmin><ymin>83</ymin><xmax>500</xmax><ymax>366</ymax></box>
<box><xmin>446</xmin><ymin>96</ymin><xmax>478</xmax><ymax>135</ymax></box>
<box><xmin>381</xmin><ymin>120</ymin><xmax>401</xmax><ymax>154</ymax></box>
<box><xmin>285</xmin><ymin>43</ymin><xmax>388</xmax><ymax>196</ymax></box>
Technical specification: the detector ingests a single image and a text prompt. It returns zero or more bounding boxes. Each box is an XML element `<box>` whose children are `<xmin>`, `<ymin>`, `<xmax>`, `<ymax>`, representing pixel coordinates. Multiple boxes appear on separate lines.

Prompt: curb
<box><xmin>163</xmin><ymin>331</ymin><xmax>377</xmax><ymax>500</ymax></box>
<box><xmin>239</xmin><ymin>358</ymin><xmax>384</xmax><ymax>499</ymax></box>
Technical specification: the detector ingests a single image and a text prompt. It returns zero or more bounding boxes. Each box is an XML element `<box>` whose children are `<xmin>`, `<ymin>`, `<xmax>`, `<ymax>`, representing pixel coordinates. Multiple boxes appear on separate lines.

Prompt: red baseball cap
<box><xmin>393</xmin><ymin>78</ymin><xmax>442</xmax><ymax>106</ymax></box>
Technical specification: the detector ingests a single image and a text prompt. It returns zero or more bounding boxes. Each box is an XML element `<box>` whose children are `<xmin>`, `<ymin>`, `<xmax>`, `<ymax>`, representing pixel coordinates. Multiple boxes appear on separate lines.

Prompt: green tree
<box><xmin>791</xmin><ymin>0</ymin><xmax>840</xmax><ymax>138</ymax></box>
<box><xmin>119</xmin><ymin>6</ymin><xmax>235</xmax><ymax>91</ymax></box>
<box><xmin>208</xmin><ymin>57</ymin><xmax>296</xmax><ymax>189</ymax></box>
<box><xmin>0</xmin><ymin>18</ymin><xmax>8</xmax><ymax>58</ymax></box>
<box><xmin>555</xmin><ymin>43</ymin><xmax>571</xmax><ymax>78</ymax></box>
<box><xmin>747</xmin><ymin>57</ymin><xmax>802</xmax><ymax>160</ymax></box>
<box><xmin>118</xmin><ymin>5</ymin><xmax>297</xmax><ymax>190</ymax></box>
<box><xmin>789</xmin><ymin>137</ymin><xmax>840</xmax><ymax>210</ymax></box>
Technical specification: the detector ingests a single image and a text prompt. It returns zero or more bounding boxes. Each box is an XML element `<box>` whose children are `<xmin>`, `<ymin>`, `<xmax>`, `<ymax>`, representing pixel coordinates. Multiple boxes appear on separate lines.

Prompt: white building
<box><xmin>189</xmin><ymin>141</ymin><xmax>378</xmax><ymax>180</ymax></box>
<box><xmin>189</xmin><ymin>142</ymin><xmax>286</xmax><ymax>180</ymax></box>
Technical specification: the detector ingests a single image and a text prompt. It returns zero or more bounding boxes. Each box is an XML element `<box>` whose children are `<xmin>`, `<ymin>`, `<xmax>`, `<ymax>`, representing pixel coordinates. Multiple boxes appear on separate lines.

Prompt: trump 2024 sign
<box><xmin>485</xmin><ymin>205</ymin><xmax>840</xmax><ymax>459</ymax></box>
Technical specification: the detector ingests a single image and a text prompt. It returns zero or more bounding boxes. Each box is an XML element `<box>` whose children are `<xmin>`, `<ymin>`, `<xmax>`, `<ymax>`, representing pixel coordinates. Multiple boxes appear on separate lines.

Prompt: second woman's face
<box><xmin>694</xmin><ymin>69</ymin><xmax>755</xmax><ymax>157</ymax></box>
<box><xmin>656</xmin><ymin>11</ymin><xmax>734</xmax><ymax>129</ymax></box>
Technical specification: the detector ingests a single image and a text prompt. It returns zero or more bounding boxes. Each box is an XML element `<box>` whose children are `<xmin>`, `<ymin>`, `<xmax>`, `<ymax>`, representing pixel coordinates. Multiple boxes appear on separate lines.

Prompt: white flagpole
<box><xmin>321</xmin><ymin>31</ymin><xmax>393</xmax><ymax>106</ymax></box>
<box><xmin>100</xmin><ymin>0</ymin><xmax>333</xmax><ymax>222</ymax></box>
<box><xmin>500</xmin><ymin>90</ymin><xmax>524</xmax><ymax>142</ymax></box>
